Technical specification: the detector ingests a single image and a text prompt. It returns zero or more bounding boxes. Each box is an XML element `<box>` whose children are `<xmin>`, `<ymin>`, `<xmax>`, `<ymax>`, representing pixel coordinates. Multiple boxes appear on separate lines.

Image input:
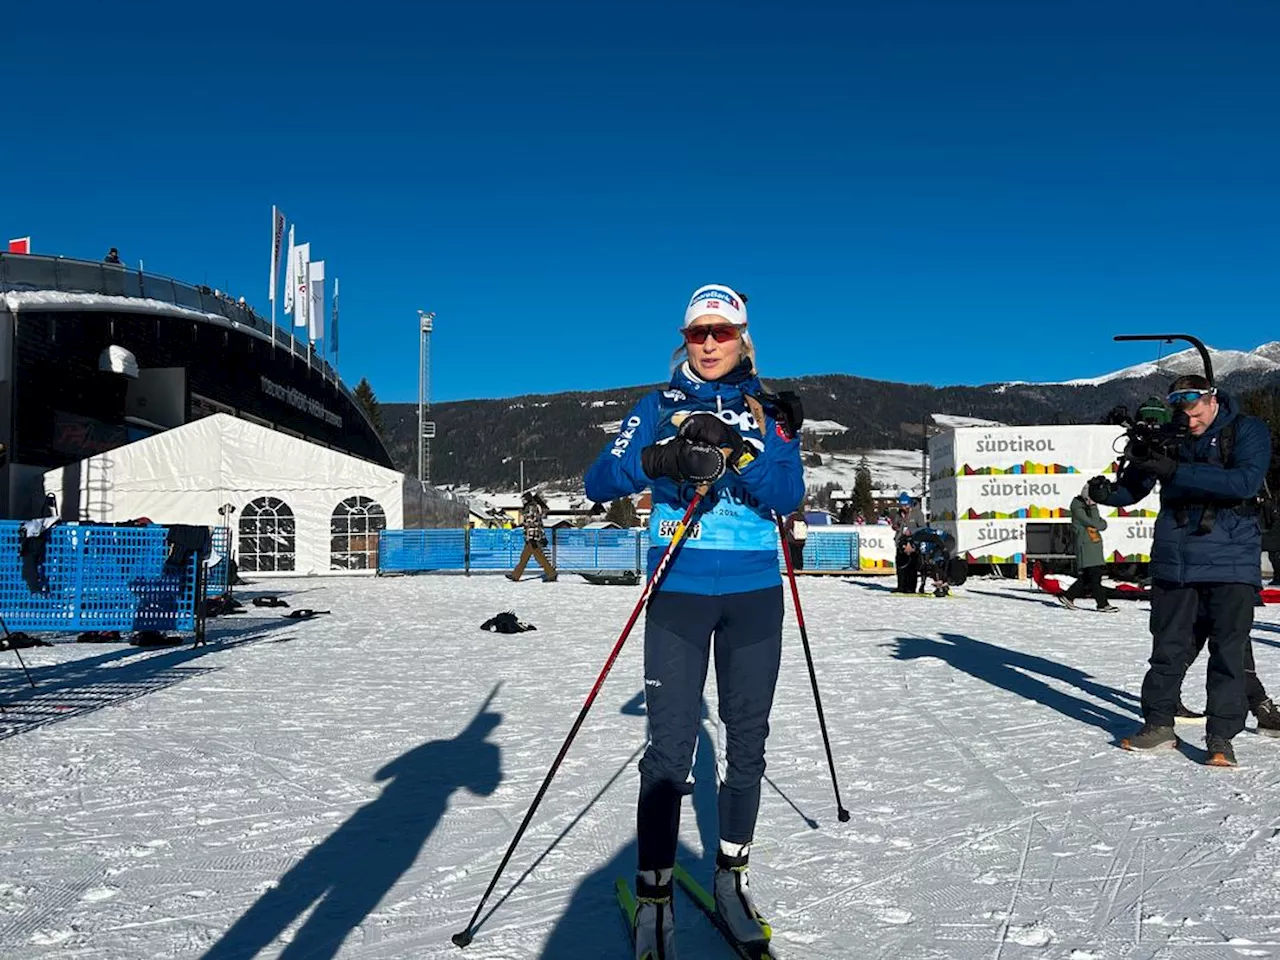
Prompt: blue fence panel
<box><xmin>552</xmin><ymin>528</ymin><xmax>644</xmax><ymax>571</ymax></box>
<box><xmin>0</xmin><ymin>522</ymin><xmax>200</xmax><ymax>633</ymax></box>
<box><xmin>803</xmin><ymin>532</ymin><xmax>861</xmax><ymax>571</ymax></box>
<box><xmin>376</xmin><ymin>527</ymin><xmax>861</xmax><ymax>575</ymax></box>
<box><xmin>468</xmin><ymin>528</ymin><xmax>526</xmax><ymax>570</ymax></box>
<box><xmin>207</xmin><ymin>526</ymin><xmax>231</xmax><ymax>595</ymax></box>
<box><xmin>379</xmin><ymin>529</ymin><xmax>467</xmax><ymax>573</ymax></box>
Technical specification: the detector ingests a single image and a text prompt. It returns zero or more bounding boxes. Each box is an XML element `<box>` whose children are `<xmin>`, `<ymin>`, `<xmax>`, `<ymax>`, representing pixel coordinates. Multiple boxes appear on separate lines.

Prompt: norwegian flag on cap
<box><xmin>683</xmin><ymin>283</ymin><xmax>747</xmax><ymax>328</ymax></box>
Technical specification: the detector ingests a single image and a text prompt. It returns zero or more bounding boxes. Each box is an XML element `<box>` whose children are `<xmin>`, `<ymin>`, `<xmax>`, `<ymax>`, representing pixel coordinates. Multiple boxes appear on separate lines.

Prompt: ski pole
<box><xmin>775</xmin><ymin>514</ymin><xmax>850</xmax><ymax>822</ymax></box>
<box><xmin>0</xmin><ymin>614</ymin><xmax>36</xmax><ymax>688</ymax></box>
<box><xmin>453</xmin><ymin>485</ymin><xmax>710</xmax><ymax>949</ymax></box>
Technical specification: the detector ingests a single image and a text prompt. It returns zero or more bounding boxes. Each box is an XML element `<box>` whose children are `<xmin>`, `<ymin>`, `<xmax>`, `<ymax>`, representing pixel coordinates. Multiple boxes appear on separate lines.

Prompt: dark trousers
<box><xmin>895</xmin><ymin>550</ymin><xmax>919</xmax><ymax>593</ymax></box>
<box><xmin>1268</xmin><ymin>550</ymin><xmax>1280</xmax><ymax>584</ymax></box>
<box><xmin>1186</xmin><ymin>600</ymin><xmax>1268</xmax><ymax>709</ymax></box>
<box><xmin>788</xmin><ymin>541</ymin><xmax>805</xmax><ymax>571</ymax></box>
<box><xmin>637</xmin><ymin>587</ymin><xmax>783</xmax><ymax>870</ymax></box>
<box><xmin>1143</xmin><ymin>583</ymin><xmax>1254</xmax><ymax>739</ymax></box>
<box><xmin>1065</xmin><ymin>565</ymin><xmax>1110</xmax><ymax>608</ymax></box>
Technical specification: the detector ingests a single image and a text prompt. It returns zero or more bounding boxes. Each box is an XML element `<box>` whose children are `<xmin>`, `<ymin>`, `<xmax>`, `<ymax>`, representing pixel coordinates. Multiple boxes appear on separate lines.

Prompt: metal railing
<box><xmin>0</xmin><ymin>252</ymin><xmax>364</xmax><ymax>412</ymax></box>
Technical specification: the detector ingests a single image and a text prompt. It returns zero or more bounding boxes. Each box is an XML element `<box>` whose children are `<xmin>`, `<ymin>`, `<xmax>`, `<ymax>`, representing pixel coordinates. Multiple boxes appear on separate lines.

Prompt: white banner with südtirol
<box><xmin>849</xmin><ymin>524</ymin><xmax>895</xmax><ymax>570</ymax></box>
<box><xmin>931</xmin><ymin>471</ymin><xmax>1160</xmax><ymax>520</ymax></box>
<box><xmin>932</xmin><ymin>424</ymin><xmax>1130</xmax><ymax>477</ymax></box>
<box><xmin>1101</xmin><ymin>516</ymin><xmax>1155</xmax><ymax>562</ymax></box>
<box><xmin>939</xmin><ymin>520</ymin><xmax>1029</xmax><ymax>563</ymax></box>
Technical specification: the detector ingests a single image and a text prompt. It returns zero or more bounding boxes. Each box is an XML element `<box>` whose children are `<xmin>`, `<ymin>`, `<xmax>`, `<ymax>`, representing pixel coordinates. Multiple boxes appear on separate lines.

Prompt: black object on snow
<box><xmin>480</xmin><ymin>611</ymin><xmax>537</xmax><ymax>634</ymax></box>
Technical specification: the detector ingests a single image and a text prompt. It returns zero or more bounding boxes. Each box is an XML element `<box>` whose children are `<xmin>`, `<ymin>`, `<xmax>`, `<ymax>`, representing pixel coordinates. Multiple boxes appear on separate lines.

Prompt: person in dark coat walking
<box><xmin>1058</xmin><ymin>485</ymin><xmax>1117</xmax><ymax>612</ymax></box>
<box><xmin>1090</xmin><ymin>375</ymin><xmax>1272</xmax><ymax>767</ymax></box>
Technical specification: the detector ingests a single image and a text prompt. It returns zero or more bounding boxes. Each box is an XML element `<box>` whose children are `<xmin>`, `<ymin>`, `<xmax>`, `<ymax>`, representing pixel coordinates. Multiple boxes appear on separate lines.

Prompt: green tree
<box><xmin>605</xmin><ymin>497</ymin><xmax>641</xmax><ymax>527</ymax></box>
<box><xmin>353</xmin><ymin>377</ymin><xmax>385</xmax><ymax>437</ymax></box>
<box><xmin>853</xmin><ymin>465</ymin><xmax>875</xmax><ymax>519</ymax></box>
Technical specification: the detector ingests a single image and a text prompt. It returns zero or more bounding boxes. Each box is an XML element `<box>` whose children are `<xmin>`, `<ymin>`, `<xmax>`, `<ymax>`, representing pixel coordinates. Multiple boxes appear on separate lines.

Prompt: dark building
<box><xmin>0</xmin><ymin>253</ymin><xmax>392</xmax><ymax>518</ymax></box>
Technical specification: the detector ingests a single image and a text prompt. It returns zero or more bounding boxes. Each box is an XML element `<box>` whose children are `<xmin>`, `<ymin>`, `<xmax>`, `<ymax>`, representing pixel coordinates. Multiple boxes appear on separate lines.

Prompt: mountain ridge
<box><xmin>377</xmin><ymin>341</ymin><xmax>1280</xmax><ymax>491</ymax></box>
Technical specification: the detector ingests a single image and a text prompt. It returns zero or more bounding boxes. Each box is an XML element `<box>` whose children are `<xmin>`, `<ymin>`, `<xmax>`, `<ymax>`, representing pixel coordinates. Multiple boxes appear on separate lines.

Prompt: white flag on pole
<box><xmin>283</xmin><ymin>226</ymin><xmax>297</xmax><ymax>315</ymax></box>
<box><xmin>269</xmin><ymin>206</ymin><xmax>286</xmax><ymax>305</ymax></box>
<box><xmin>293</xmin><ymin>242</ymin><xmax>311</xmax><ymax>329</ymax></box>
<box><xmin>307</xmin><ymin>260</ymin><xmax>325</xmax><ymax>342</ymax></box>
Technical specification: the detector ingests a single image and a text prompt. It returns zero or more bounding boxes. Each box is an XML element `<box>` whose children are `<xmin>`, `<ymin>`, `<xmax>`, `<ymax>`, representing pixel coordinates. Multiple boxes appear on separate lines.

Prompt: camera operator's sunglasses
<box><xmin>1167</xmin><ymin>388</ymin><xmax>1214</xmax><ymax>408</ymax></box>
<box><xmin>681</xmin><ymin>324</ymin><xmax>743</xmax><ymax>345</ymax></box>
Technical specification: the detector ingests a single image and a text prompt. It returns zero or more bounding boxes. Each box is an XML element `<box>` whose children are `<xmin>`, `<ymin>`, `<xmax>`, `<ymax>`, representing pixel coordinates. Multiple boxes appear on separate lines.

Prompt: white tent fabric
<box><xmin>43</xmin><ymin>414</ymin><xmax>404</xmax><ymax>576</ymax></box>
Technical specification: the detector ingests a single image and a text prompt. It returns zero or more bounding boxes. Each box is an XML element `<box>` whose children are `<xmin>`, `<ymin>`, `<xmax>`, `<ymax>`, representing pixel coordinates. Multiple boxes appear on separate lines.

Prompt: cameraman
<box><xmin>1088</xmin><ymin>374</ymin><xmax>1272</xmax><ymax>767</ymax></box>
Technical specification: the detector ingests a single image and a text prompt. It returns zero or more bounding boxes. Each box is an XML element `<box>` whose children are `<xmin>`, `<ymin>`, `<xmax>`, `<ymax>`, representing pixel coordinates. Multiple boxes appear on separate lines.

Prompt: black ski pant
<box><xmin>895</xmin><ymin>549</ymin><xmax>920</xmax><ymax>593</ymax></box>
<box><xmin>1143</xmin><ymin>582</ymin><xmax>1254</xmax><ymax>740</ymax></box>
<box><xmin>637</xmin><ymin>586</ymin><xmax>782</xmax><ymax>871</ymax></box>
<box><xmin>1183</xmin><ymin>599</ymin><xmax>1268</xmax><ymax>710</ymax></box>
<box><xmin>1269</xmin><ymin>550</ymin><xmax>1280</xmax><ymax>585</ymax></box>
<box><xmin>1065</xmin><ymin>565</ymin><xmax>1110</xmax><ymax>608</ymax></box>
<box><xmin>788</xmin><ymin>541</ymin><xmax>805</xmax><ymax>571</ymax></box>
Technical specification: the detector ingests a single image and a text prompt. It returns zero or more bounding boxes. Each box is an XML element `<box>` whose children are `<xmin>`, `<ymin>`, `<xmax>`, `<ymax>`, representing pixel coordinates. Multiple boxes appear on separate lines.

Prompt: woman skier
<box><xmin>585</xmin><ymin>283</ymin><xmax>804</xmax><ymax>959</ymax></box>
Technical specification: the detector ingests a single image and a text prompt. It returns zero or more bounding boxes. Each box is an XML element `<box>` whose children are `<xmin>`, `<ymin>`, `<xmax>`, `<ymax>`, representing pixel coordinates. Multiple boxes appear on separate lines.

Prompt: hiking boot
<box><xmin>634</xmin><ymin>871</ymin><xmax>677</xmax><ymax>960</ymax></box>
<box><xmin>1056</xmin><ymin>595</ymin><xmax>1076</xmax><ymax>610</ymax></box>
<box><xmin>1097</xmin><ymin>603</ymin><xmax>1119</xmax><ymax>613</ymax></box>
<box><xmin>1121</xmin><ymin>723</ymin><xmax>1177</xmax><ymax>752</ymax></box>
<box><xmin>1205</xmin><ymin>736</ymin><xmax>1237</xmax><ymax>767</ymax></box>
<box><xmin>1253</xmin><ymin>697</ymin><xmax>1280</xmax><ymax>737</ymax></box>
<box><xmin>712</xmin><ymin>848</ymin><xmax>771</xmax><ymax>949</ymax></box>
<box><xmin>1175</xmin><ymin>701</ymin><xmax>1206</xmax><ymax>723</ymax></box>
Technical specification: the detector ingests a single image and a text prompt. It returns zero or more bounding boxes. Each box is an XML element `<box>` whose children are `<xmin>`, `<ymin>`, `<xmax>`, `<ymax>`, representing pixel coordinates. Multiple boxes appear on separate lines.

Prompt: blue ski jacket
<box><xmin>1103</xmin><ymin>391</ymin><xmax>1271</xmax><ymax>586</ymax></box>
<box><xmin>585</xmin><ymin>364</ymin><xmax>805</xmax><ymax>596</ymax></box>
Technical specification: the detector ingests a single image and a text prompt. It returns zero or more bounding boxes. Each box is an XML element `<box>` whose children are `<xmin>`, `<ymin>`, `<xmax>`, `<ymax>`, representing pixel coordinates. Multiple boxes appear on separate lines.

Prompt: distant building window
<box><xmin>239</xmin><ymin>496</ymin><xmax>296</xmax><ymax>572</ymax></box>
<box><xmin>331</xmin><ymin>496</ymin><xmax>386</xmax><ymax>570</ymax></box>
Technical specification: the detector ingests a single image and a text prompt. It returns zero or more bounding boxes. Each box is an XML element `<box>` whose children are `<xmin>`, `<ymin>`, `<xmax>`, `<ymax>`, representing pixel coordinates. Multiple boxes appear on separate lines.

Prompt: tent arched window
<box><xmin>331</xmin><ymin>496</ymin><xmax>386</xmax><ymax>570</ymax></box>
<box><xmin>238</xmin><ymin>497</ymin><xmax>296</xmax><ymax>572</ymax></box>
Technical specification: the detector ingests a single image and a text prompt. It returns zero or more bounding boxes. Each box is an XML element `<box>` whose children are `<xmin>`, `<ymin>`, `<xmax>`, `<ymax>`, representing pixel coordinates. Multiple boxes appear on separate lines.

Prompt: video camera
<box><xmin>1120</xmin><ymin>409</ymin><xmax>1191</xmax><ymax>464</ymax></box>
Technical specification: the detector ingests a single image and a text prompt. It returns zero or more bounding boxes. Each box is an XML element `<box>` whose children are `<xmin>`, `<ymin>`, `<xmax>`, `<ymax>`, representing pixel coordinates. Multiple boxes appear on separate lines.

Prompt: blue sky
<box><xmin>5</xmin><ymin>1</ymin><xmax>1278</xmax><ymax>402</ymax></box>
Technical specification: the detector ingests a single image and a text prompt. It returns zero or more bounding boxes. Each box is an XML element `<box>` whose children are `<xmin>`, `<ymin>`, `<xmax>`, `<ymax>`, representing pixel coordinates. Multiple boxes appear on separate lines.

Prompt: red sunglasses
<box><xmin>681</xmin><ymin>324</ymin><xmax>743</xmax><ymax>345</ymax></box>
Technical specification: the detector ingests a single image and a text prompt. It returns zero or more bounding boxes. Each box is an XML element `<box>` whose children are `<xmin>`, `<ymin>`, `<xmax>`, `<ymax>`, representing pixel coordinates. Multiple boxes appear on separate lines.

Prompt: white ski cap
<box><xmin>683</xmin><ymin>284</ymin><xmax>748</xmax><ymax>328</ymax></box>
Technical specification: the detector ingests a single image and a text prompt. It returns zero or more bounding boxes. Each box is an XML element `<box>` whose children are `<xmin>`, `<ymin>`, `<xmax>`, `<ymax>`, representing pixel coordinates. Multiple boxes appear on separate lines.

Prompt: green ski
<box><xmin>672</xmin><ymin>864</ymin><xmax>777</xmax><ymax>959</ymax></box>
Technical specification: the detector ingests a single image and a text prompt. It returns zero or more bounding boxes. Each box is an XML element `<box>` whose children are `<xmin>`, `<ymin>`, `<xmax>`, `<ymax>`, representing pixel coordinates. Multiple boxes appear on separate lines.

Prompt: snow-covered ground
<box><xmin>4</xmin><ymin>575</ymin><xmax>1280</xmax><ymax>959</ymax></box>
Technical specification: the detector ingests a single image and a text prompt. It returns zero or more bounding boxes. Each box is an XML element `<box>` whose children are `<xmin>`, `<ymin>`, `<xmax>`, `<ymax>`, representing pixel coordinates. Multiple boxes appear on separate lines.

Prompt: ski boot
<box><xmin>1205</xmin><ymin>736</ymin><xmax>1238</xmax><ymax>768</ymax></box>
<box><xmin>1253</xmin><ymin>697</ymin><xmax>1280</xmax><ymax>737</ymax></box>
<box><xmin>634</xmin><ymin>869</ymin><xmax>678</xmax><ymax>960</ymax></box>
<box><xmin>1121</xmin><ymin>722</ymin><xmax>1177</xmax><ymax>752</ymax></box>
<box><xmin>713</xmin><ymin>843</ymin><xmax>771</xmax><ymax>951</ymax></box>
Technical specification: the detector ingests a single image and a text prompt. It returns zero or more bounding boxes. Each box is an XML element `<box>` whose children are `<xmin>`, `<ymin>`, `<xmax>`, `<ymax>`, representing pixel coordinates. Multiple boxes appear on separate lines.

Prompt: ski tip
<box><xmin>451</xmin><ymin>930</ymin><xmax>473</xmax><ymax>948</ymax></box>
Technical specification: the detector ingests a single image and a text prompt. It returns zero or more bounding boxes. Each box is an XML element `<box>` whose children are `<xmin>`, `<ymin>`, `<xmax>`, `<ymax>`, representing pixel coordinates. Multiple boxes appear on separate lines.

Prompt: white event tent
<box><xmin>42</xmin><ymin>414</ymin><xmax>404</xmax><ymax>576</ymax></box>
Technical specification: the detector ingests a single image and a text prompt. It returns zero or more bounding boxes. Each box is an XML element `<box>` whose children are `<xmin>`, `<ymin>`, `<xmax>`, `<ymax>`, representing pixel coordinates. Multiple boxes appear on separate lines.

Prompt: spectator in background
<box><xmin>508</xmin><ymin>491</ymin><xmax>557</xmax><ymax>582</ymax></box>
<box><xmin>104</xmin><ymin>247</ymin><xmax>121</xmax><ymax>264</ymax></box>
<box><xmin>1058</xmin><ymin>483</ymin><xmax>1117</xmax><ymax>612</ymax></box>
<box><xmin>1262</xmin><ymin>493</ymin><xmax>1280</xmax><ymax>586</ymax></box>
<box><xmin>783</xmin><ymin>508</ymin><xmax>808</xmax><ymax>570</ymax></box>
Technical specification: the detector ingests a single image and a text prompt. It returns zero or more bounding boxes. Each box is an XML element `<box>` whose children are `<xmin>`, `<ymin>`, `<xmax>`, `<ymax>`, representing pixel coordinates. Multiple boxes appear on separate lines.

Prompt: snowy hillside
<box><xmin>1038</xmin><ymin>341</ymin><xmax>1280</xmax><ymax>387</ymax></box>
<box><xmin>802</xmin><ymin>448</ymin><xmax>926</xmax><ymax>498</ymax></box>
<box><xmin>5</xmin><ymin>575</ymin><xmax>1280</xmax><ymax>958</ymax></box>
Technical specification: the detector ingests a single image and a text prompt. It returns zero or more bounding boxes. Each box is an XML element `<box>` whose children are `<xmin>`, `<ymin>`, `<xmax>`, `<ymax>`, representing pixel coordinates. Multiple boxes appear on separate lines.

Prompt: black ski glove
<box><xmin>676</xmin><ymin>413</ymin><xmax>749</xmax><ymax>471</ymax></box>
<box><xmin>1130</xmin><ymin>451</ymin><xmax>1177</xmax><ymax>482</ymax></box>
<box><xmin>641</xmin><ymin>439</ymin><xmax>726</xmax><ymax>484</ymax></box>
